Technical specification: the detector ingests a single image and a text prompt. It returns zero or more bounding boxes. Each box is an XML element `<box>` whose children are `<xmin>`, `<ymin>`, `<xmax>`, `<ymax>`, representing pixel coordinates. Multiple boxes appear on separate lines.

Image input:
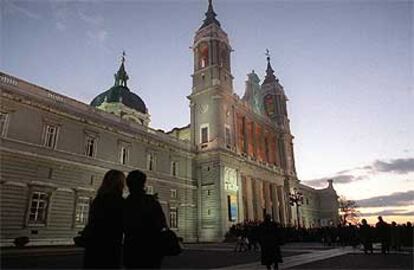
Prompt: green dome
<box><xmin>90</xmin><ymin>85</ymin><xmax>147</xmax><ymax>114</ymax></box>
<box><xmin>90</xmin><ymin>53</ymin><xmax>148</xmax><ymax>114</ymax></box>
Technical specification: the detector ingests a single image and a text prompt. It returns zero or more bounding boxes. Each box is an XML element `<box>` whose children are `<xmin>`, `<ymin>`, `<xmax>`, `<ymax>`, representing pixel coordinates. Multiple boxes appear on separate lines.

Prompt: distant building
<box><xmin>0</xmin><ymin>1</ymin><xmax>338</xmax><ymax>246</ymax></box>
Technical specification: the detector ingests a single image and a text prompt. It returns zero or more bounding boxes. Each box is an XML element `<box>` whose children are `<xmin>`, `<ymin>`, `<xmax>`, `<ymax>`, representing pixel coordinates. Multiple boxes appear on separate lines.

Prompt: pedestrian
<box><xmin>359</xmin><ymin>219</ymin><xmax>373</xmax><ymax>254</ymax></box>
<box><xmin>259</xmin><ymin>215</ymin><xmax>283</xmax><ymax>270</ymax></box>
<box><xmin>123</xmin><ymin>170</ymin><xmax>168</xmax><ymax>269</ymax></box>
<box><xmin>390</xmin><ymin>221</ymin><xmax>401</xmax><ymax>251</ymax></box>
<box><xmin>82</xmin><ymin>170</ymin><xmax>125</xmax><ymax>269</ymax></box>
<box><xmin>375</xmin><ymin>216</ymin><xmax>390</xmax><ymax>254</ymax></box>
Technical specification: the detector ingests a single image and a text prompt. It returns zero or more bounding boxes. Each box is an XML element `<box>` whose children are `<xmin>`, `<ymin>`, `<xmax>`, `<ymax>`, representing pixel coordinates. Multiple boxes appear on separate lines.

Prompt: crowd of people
<box><xmin>81</xmin><ymin>169</ymin><xmax>412</xmax><ymax>270</ymax></box>
<box><xmin>227</xmin><ymin>217</ymin><xmax>414</xmax><ymax>255</ymax></box>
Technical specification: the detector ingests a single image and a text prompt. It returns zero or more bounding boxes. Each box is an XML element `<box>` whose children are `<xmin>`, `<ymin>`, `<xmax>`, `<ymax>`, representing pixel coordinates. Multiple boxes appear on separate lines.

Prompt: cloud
<box><xmin>78</xmin><ymin>10</ymin><xmax>104</xmax><ymax>26</ymax></box>
<box><xmin>360</xmin><ymin>209</ymin><xmax>414</xmax><ymax>217</ymax></box>
<box><xmin>357</xmin><ymin>191</ymin><xmax>414</xmax><ymax>208</ymax></box>
<box><xmin>303</xmin><ymin>157</ymin><xmax>414</xmax><ymax>188</ymax></box>
<box><xmin>371</xmin><ymin>158</ymin><xmax>414</xmax><ymax>175</ymax></box>
<box><xmin>87</xmin><ymin>29</ymin><xmax>108</xmax><ymax>43</ymax></box>
<box><xmin>304</xmin><ymin>174</ymin><xmax>358</xmax><ymax>187</ymax></box>
<box><xmin>5</xmin><ymin>1</ymin><xmax>41</xmax><ymax>20</ymax></box>
<box><xmin>50</xmin><ymin>2</ymin><xmax>71</xmax><ymax>32</ymax></box>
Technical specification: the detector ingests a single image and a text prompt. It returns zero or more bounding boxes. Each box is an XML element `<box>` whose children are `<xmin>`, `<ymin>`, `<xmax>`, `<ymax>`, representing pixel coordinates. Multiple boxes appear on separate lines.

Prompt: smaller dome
<box><xmin>90</xmin><ymin>52</ymin><xmax>148</xmax><ymax>115</ymax></box>
<box><xmin>90</xmin><ymin>85</ymin><xmax>147</xmax><ymax>114</ymax></box>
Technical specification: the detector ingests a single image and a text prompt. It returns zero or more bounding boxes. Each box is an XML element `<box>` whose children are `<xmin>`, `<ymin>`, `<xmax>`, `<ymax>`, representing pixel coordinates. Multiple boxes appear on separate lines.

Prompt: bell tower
<box><xmin>261</xmin><ymin>50</ymin><xmax>297</xmax><ymax>176</ymax></box>
<box><xmin>192</xmin><ymin>0</ymin><xmax>233</xmax><ymax>94</ymax></box>
<box><xmin>189</xmin><ymin>0</ymin><xmax>234</xmax><ymax>150</ymax></box>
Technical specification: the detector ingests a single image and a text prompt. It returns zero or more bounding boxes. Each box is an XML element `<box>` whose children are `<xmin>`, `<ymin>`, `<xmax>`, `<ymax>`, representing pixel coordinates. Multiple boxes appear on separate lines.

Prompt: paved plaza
<box><xmin>1</xmin><ymin>243</ymin><xmax>412</xmax><ymax>269</ymax></box>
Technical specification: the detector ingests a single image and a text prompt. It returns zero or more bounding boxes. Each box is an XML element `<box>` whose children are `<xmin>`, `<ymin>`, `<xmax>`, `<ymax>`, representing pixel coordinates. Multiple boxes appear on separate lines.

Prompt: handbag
<box><xmin>159</xmin><ymin>229</ymin><xmax>182</xmax><ymax>256</ymax></box>
<box><xmin>73</xmin><ymin>224</ymin><xmax>94</xmax><ymax>247</ymax></box>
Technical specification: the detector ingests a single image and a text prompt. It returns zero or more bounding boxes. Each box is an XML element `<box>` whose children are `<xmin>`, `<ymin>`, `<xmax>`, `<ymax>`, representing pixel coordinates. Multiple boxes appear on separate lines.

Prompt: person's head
<box><xmin>126</xmin><ymin>170</ymin><xmax>147</xmax><ymax>193</ymax></box>
<box><xmin>97</xmin><ymin>169</ymin><xmax>125</xmax><ymax>196</ymax></box>
<box><xmin>361</xmin><ymin>219</ymin><xmax>367</xmax><ymax>225</ymax></box>
<box><xmin>378</xmin><ymin>216</ymin><xmax>383</xmax><ymax>222</ymax></box>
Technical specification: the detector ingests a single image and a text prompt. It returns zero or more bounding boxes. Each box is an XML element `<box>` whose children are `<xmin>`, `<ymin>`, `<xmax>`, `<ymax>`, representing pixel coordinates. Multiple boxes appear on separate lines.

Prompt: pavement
<box><xmin>1</xmin><ymin>242</ymin><xmax>413</xmax><ymax>269</ymax></box>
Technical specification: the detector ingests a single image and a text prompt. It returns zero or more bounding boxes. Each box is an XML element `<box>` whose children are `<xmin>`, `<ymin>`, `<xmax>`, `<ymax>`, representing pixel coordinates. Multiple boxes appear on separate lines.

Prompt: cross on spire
<box><xmin>200</xmin><ymin>0</ymin><xmax>221</xmax><ymax>29</ymax></box>
<box><xmin>114</xmin><ymin>51</ymin><xmax>129</xmax><ymax>87</ymax></box>
<box><xmin>121</xmin><ymin>50</ymin><xmax>126</xmax><ymax>64</ymax></box>
<box><xmin>263</xmin><ymin>48</ymin><xmax>277</xmax><ymax>84</ymax></box>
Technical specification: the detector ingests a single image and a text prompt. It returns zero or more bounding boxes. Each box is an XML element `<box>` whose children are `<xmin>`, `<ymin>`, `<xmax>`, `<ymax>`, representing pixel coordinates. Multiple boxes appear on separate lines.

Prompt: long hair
<box><xmin>97</xmin><ymin>169</ymin><xmax>125</xmax><ymax>196</ymax></box>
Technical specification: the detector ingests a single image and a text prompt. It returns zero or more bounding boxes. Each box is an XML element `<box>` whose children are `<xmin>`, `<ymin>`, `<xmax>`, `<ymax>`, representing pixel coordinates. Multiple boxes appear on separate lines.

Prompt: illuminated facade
<box><xmin>0</xmin><ymin>1</ymin><xmax>338</xmax><ymax>246</ymax></box>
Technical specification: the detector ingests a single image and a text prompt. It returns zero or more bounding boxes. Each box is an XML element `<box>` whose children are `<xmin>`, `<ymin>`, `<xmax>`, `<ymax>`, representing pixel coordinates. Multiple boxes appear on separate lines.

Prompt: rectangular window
<box><xmin>225</xmin><ymin>126</ymin><xmax>231</xmax><ymax>148</ymax></box>
<box><xmin>170</xmin><ymin>189</ymin><xmax>177</xmax><ymax>199</ymax></box>
<box><xmin>120</xmin><ymin>147</ymin><xmax>129</xmax><ymax>165</ymax></box>
<box><xmin>85</xmin><ymin>136</ymin><xmax>96</xmax><ymax>157</ymax></box>
<box><xmin>169</xmin><ymin>208</ymin><xmax>178</xmax><ymax>229</ymax></box>
<box><xmin>147</xmin><ymin>153</ymin><xmax>156</xmax><ymax>171</ymax></box>
<box><xmin>0</xmin><ymin>112</ymin><xmax>8</xmax><ymax>136</ymax></box>
<box><xmin>146</xmin><ymin>185</ymin><xmax>154</xmax><ymax>195</ymax></box>
<box><xmin>171</xmin><ymin>161</ymin><xmax>178</xmax><ymax>176</ymax></box>
<box><xmin>75</xmin><ymin>197</ymin><xmax>90</xmax><ymax>226</ymax></box>
<box><xmin>28</xmin><ymin>191</ymin><xmax>49</xmax><ymax>225</ymax></box>
<box><xmin>44</xmin><ymin>125</ymin><xmax>58</xmax><ymax>148</ymax></box>
<box><xmin>264</xmin><ymin>137</ymin><xmax>269</xmax><ymax>163</ymax></box>
<box><xmin>201</xmin><ymin>127</ymin><xmax>208</xmax><ymax>144</ymax></box>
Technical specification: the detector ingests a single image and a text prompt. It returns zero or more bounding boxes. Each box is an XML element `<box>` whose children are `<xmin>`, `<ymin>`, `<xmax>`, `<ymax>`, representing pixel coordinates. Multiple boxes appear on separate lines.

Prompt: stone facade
<box><xmin>0</xmin><ymin>1</ymin><xmax>339</xmax><ymax>246</ymax></box>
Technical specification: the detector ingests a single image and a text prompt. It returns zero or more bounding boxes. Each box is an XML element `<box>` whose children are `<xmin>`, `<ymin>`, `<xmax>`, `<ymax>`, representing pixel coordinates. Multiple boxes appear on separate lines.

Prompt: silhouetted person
<box><xmin>376</xmin><ymin>216</ymin><xmax>390</xmax><ymax>254</ymax></box>
<box><xmin>259</xmin><ymin>215</ymin><xmax>283</xmax><ymax>270</ymax></box>
<box><xmin>359</xmin><ymin>219</ymin><xmax>373</xmax><ymax>254</ymax></box>
<box><xmin>82</xmin><ymin>170</ymin><xmax>125</xmax><ymax>269</ymax></box>
<box><xmin>390</xmin><ymin>221</ymin><xmax>402</xmax><ymax>251</ymax></box>
<box><xmin>123</xmin><ymin>170</ymin><xmax>167</xmax><ymax>269</ymax></box>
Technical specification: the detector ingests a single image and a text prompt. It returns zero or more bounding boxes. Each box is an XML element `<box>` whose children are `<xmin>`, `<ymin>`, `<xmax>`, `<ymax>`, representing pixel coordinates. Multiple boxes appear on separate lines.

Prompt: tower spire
<box><xmin>263</xmin><ymin>49</ymin><xmax>277</xmax><ymax>84</ymax></box>
<box><xmin>114</xmin><ymin>51</ymin><xmax>129</xmax><ymax>87</ymax></box>
<box><xmin>200</xmin><ymin>0</ymin><xmax>221</xmax><ymax>29</ymax></box>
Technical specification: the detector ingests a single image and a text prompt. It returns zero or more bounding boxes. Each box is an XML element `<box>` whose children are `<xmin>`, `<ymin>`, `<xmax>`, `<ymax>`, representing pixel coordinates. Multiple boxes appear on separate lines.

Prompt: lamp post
<box><xmin>289</xmin><ymin>188</ymin><xmax>304</xmax><ymax>228</ymax></box>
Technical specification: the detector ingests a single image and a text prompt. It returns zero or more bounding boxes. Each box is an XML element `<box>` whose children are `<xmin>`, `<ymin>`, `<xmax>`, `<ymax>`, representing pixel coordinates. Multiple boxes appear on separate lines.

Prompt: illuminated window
<box><xmin>200</xmin><ymin>125</ymin><xmax>209</xmax><ymax>144</ymax></box>
<box><xmin>44</xmin><ymin>125</ymin><xmax>58</xmax><ymax>148</ymax></box>
<box><xmin>84</xmin><ymin>136</ymin><xmax>97</xmax><ymax>157</ymax></box>
<box><xmin>169</xmin><ymin>207</ymin><xmax>178</xmax><ymax>229</ymax></box>
<box><xmin>28</xmin><ymin>191</ymin><xmax>49</xmax><ymax>225</ymax></box>
<box><xmin>75</xmin><ymin>197</ymin><xmax>90</xmax><ymax>226</ymax></box>
<box><xmin>171</xmin><ymin>161</ymin><xmax>178</xmax><ymax>176</ymax></box>
<box><xmin>147</xmin><ymin>153</ymin><xmax>156</xmax><ymax>171</ymax></box>
<box><xmin>0</xmin><ymin>112</ymin><xmax>8</xmax><ymax>136</ymax></box>
<box><xmin>170</xmin><ymin>189</ymin><xmax>177</xmax><ymax>199</ymax></box>
<box><xmin>199</xmin><ymin>43</ymin><xmax>209</xmax><ymax>69</ymax></box>
<box><xmin>225</xmin><ymin>126</ymin><xmax>231</xmax><ymax>148</ymax></box>
<box><xmin>120</xmin><ymin>146</ymin><xmax>129</xmax><ymax>165</ymax></box>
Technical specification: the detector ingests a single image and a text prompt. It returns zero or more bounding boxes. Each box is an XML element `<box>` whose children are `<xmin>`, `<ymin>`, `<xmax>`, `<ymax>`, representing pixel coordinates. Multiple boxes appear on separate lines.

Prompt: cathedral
<box><xmin>0</xmin><ymin>1</ymin><xmax>338</xmax><ymax>246</ymax></box>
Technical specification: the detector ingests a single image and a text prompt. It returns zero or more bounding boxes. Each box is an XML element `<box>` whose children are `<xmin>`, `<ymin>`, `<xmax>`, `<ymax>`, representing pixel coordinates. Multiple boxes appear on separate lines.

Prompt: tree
<box><xmin>338</xmin><ymin>196</ymin><xmax>360</xmax><ymax>225</ymax></box>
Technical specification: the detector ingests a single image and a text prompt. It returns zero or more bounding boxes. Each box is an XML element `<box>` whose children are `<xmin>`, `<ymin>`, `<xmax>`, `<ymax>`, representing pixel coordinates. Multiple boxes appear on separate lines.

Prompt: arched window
<box><xmin>198</xmin><ymin>43</ymin><xmax>209</xmax><ymax>69</ymax></box>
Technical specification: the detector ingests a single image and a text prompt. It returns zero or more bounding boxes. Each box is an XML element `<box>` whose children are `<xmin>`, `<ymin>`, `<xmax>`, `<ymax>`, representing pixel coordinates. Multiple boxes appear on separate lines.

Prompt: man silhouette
<box><xmin>123</xmin><ymin>170</ymin><xmax>167</xmax><ymax>268</ymax></box>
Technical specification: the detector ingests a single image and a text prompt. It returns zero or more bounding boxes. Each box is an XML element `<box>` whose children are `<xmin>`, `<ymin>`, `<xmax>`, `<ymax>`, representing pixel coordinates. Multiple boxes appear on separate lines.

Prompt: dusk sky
<box><xmin>2</xmin><ymin>0</ymin><xmax>413</xmax><ymax>223</ymax></box>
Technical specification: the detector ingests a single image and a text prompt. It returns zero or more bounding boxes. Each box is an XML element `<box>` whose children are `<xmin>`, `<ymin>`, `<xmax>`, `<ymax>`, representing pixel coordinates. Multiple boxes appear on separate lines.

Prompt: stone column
<box><xmin>237</xmin><ymin>171</ymin><xmax>244</xmax><ymax>223</ymax></box>
<box><xmin>271</xmin><ymin>183</ymin><xmax>280</xmax><ymax>222</ymax></box>
<box><xmin>245</xmin><ymin>176</ymin><xmax>254</xmax><ymax>221</ymax></box>
<box><xmin>264</xmin><ymin>182</ymin><xmax>272</xmax><ymax>216</ymax></box>
<box><xmin>255</xmin><ymin>180</ymin><xmax>264</xmax><ymax>221</ymax></box>
<box><xmin>277</xmin><ymin>185</ymin><xmax>286</xmax><ymax>225</ymax></box>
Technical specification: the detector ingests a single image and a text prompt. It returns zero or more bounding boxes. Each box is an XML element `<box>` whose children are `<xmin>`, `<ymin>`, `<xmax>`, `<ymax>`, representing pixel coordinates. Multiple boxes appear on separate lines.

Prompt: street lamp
<box><xmin>289</xmin><ymin>187</ymin><xmax>304</xmax><ymax>228</ymax></box>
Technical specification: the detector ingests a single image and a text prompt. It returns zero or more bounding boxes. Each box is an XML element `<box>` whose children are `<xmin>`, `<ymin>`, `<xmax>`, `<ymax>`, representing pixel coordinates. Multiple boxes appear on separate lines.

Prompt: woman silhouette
<box><xmin>82</xmin><ymin>170</ymin><xmax>125</xmax><ymax>269</ymax></box>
